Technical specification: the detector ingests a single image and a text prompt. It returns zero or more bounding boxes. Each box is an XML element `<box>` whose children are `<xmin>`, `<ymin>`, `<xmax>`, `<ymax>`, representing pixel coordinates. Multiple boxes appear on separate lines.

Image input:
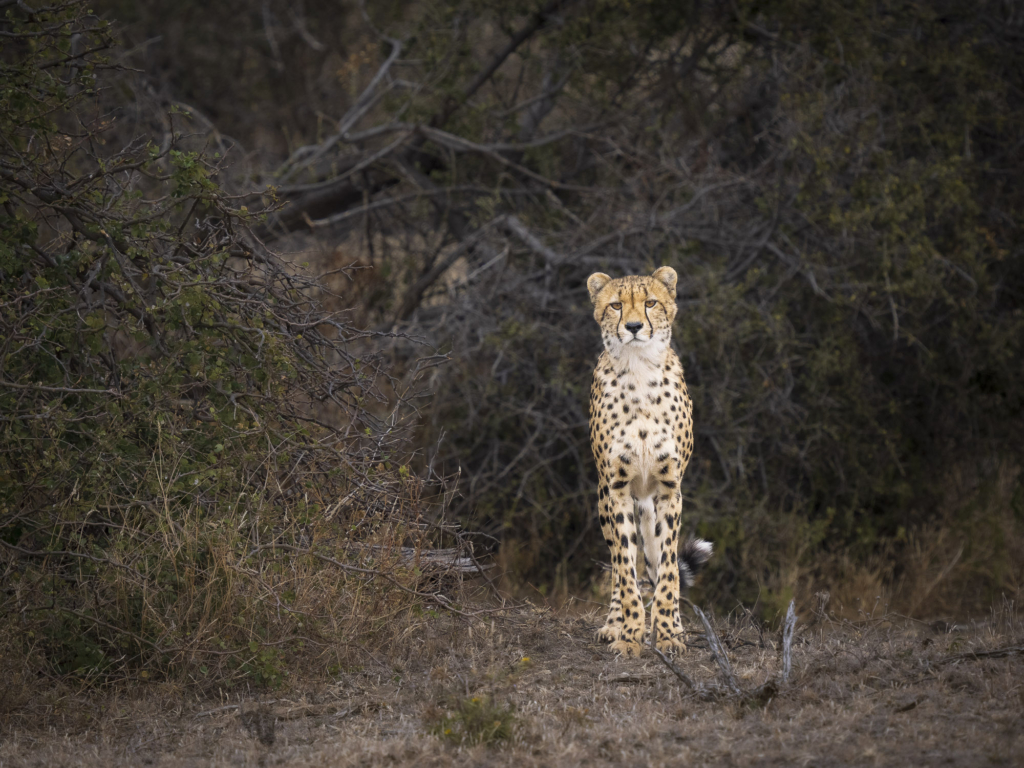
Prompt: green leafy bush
<box><xmin>0</xmin><ymin>1</ymin><xmax>443</xmax><ymax>685</ymax></box>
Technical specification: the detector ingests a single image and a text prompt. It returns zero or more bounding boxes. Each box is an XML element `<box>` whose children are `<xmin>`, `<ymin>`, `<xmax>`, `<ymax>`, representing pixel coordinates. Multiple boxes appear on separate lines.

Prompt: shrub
<box><xmin>0</xmin><ymin>0</ymin><xmax>447</xmax><ymax>685</ymax></box>
<box><xmin>426</xmin><ymin>695</ymin><xmax>518</xmax><ymax>747</ymax></box>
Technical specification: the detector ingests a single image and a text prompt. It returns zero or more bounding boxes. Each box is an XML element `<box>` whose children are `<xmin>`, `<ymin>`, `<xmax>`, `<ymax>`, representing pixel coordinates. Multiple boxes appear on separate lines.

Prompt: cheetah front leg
<box><xmin>651</xmin><ymin>487</ymin><xmax>686</xmax><ymax>653</ymax></box>
<box><xmin>596</xmin><ymin>568</ymin><xmax>623</xmax><ymax>642</ymax></box>
<box><xmin>596</xmin><ymin>480</ymin><xmax>624</xmax><ymax>642</ymax></box>
<box><xmin>605</xmin><ymin>480</ymin><xmax>645</xmax><ymax>657</ymax></box>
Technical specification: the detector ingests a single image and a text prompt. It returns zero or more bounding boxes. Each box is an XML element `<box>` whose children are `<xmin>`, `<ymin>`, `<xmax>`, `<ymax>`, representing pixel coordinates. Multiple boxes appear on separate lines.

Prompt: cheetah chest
<box><xmin>599</xmin><ymin>361</ymin><xmax>690</xmax><ymax>499</ymax></box>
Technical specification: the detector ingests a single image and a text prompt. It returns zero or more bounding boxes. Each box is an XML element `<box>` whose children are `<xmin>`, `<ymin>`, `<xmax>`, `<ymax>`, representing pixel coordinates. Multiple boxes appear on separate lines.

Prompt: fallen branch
<box><xmin>652</xmin><ymin>598</ymin><xmax>799</xmax><ymax>701</ymax></box>
<box><xmin>649</xmin><ymin>624</ymin><xmax>703</xmax><ymax>695</ymax></box>
<box><xmin>601</xmin><ymin>672</ymin><xmax>660</xmax><ymax>685</ymax></box>
<box><xmin>683</xmin><ymin>598</ymin><xmax>741</xmax><ymax>695</ymax></box>
<box><xmin>342</xmin><ymin>543</ymin><xmax>495</xmax><ymax>574</ymax></box>
<box><xmin>195</xmin><ymin>700</ymin><xmax>368</xmax><ymax>720</ymax></box>
<box><xmin>934</xmin><ymin>645</ymin><xmax>1024</xmax><ymax>666</ymax></box>
<box><xmin>247</xmin><ymin>543</ymin><xmax>505</xmax><ymax>618</ymax></box>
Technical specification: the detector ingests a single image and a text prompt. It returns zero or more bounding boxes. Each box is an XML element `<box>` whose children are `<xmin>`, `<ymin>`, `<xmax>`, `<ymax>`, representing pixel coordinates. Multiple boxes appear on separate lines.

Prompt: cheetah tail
<box><xmin>679</xmin><ymin>538</ymin><xmax>713</xmax><ymax>589</ymax></box>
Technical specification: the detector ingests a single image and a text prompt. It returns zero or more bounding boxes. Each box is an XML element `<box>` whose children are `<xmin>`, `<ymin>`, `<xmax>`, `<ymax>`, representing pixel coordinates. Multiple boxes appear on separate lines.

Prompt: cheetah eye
<box><xmin>645</xmin><ymin>300</ymin><xmax>657</xmax><ymax>308</ymax></box>
<box><xmin>610</xmin><ymin>302</ymin><xmax>622</xmax><ymax>310</ymax></box>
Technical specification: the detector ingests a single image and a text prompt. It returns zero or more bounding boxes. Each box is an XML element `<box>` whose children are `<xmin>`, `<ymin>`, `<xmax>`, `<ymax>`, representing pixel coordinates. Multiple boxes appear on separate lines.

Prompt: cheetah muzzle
<box><xmin>587</xmin><ymin>266</ymin><xmax>712</xmax><ymax>658</ymax></box>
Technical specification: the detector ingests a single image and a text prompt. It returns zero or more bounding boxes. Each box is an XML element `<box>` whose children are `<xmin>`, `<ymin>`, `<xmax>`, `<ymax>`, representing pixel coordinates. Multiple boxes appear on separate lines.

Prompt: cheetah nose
<box><xmin>625</xmin><ymin>321</ymin><xmax>643</xmax><ymax>335</ymax></box>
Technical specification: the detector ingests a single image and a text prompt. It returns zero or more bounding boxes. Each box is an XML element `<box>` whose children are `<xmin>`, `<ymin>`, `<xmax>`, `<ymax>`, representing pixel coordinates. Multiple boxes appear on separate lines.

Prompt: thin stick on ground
<box><xmin>935</xmin><ymin>645</ymin><xmax>1024</xmax><ymax>665</ymax></box>
<box><xmin>649</xmin><ymin>624</ymin><xmax>701</xmax><ymax>694</ymax></box>
<box><xmin>683</xmin><ymin>598</ymin><xmax>742</xmax><ymax>695</ymax></box>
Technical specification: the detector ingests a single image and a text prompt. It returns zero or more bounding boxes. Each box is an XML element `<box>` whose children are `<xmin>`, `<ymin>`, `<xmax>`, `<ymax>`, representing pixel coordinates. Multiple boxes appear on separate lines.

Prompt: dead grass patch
<box><xmin>2</xmin><ymin>597</ymin><xmax>1022</xmax><ymax>766</ymax></box>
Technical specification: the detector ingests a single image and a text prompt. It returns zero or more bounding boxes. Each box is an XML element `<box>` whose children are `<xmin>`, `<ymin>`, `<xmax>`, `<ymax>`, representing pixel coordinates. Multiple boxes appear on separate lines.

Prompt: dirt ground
<box><xmin>2</xmin><ymin>601</ymin><xmax>1022</xmax><ymax>768</ymax></box>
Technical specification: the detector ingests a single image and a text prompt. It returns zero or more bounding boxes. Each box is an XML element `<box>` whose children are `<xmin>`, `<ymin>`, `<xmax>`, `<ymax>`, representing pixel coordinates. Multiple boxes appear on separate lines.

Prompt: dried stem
<box><xmin>648</xmin><ymin>624</ymin><xmax>700</xmax><ymax>693</ymax></box>
<box><xmin>683</xmin><ymin>598</ymin><xmax>742</xmax><ymax>695</ymax></box>
<box><xmin>782</xmin><ymin>599</ymin><xmax>797</xmax><ymax>684</ymax></box>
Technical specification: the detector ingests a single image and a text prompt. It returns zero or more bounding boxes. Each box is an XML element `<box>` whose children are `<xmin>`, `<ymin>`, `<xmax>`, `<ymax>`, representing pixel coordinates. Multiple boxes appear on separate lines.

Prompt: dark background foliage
<box><xmin>3</xmin><ymin>0</ymin><xmax>1023</xmax><ymax>675</ymax></box>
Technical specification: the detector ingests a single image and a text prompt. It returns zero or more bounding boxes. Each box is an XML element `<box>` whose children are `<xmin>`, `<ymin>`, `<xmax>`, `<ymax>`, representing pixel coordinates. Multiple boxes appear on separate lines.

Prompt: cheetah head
<box><xmin>587</xmin><ymin>267</ymin><xmax>678</xmax><ymax>361</ymax></box>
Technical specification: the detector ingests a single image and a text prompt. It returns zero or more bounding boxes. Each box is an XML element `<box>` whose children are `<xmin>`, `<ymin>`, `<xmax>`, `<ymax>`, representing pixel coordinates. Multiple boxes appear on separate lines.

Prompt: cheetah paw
<box><xmin>596</xmin><ymin>625</ymin><xmax>622</xmax><ymax>643</ymax></box>
<box><xmin>656</xmin><ymin>633</ymin><xmax>688</xmax><ymax>654</ymax></box>
<box><xmin>609</xmin><ymin>639</ymin><xmax>642</xmax><ymax>658</ymax></box>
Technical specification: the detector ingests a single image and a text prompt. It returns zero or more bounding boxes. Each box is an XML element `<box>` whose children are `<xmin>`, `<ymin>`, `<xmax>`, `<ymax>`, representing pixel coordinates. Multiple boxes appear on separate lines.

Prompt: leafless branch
<box><xmin>683</xmin><ymin>598</ymin><xmax>742</xmax><ymax>695</ymax></box>
<box><xmin>503</xmin><ymin>215</ymin><xmax>562</xmax><ymax>264</ymax></box>
<box><xmin>649</xmin><ymin>624</ymin><xmax>701</xmax><ymax>692</ymax></box>
<box><xmin>278</xmin><ymin>36</ymin><xmax>404</xmax><ymax>184</ymax></box>
<box><xmin>782</xmin><ymin>599</ymin><xmax>797</xmax><ymax>684</ymax></box>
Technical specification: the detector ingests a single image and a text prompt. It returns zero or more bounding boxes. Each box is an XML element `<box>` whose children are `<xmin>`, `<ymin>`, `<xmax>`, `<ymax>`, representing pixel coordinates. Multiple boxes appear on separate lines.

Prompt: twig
<box><xmin>909</xmin><ymin>543</ymin><xmax>964</xmax><ymax>616</ymax></box>
<box><xmin>504</xmin><ymin>215</ymin><xmax>562</xmax><ymax>264</ymax></box>
<box><xmin>340</xmin><ymin>542</ymin><xmax>494</xmax><ymax>574</ymax></box>
<box><xmin>194</xmin><ymin>700</ymin><xmax>363</xmax><ymax>720</ymax></box>
<box><xmin>434</xmin><ymin>0</ymin><xmax>579</xmax><ymax>127</ymax></box>
<box><xmin>247</xmin><ymin>543</ymin><xmax>506</xmax><ymax>618</ymax></box>
<box><xmin>0</xmin><ymin>540</ymin><xmax>144</xmax><ymax>578</ymax></box>
<box><xmin>288</xmin><ymin>3</ymin><xmax>325</xmax><ymax>52</ymax></box>
<box><xmin>395</xmin><ymin>216</ymin><xmax>505</xmax><ymax>320</ymax></box>
<box><xmin>737</xmin><ymin>600</ymin><xmax>769</xmax><ymax>648</ymax></box>
<box><xmin>649</xmin><ymin>624</ymin><xmax>701</xmax><ymax>693</ymax></box>
<box><xmin>934</xmin><ymin>645</ymin><xmax>1024</xmax><ymax>666</ymax></box>
<box><xmin>417</xmin><ymin>124</ymin><xmax>590</xmax><ymax>191</ymax></box>
<box><xmin>0</xmin><ymin>379</ymin><xmax>119</xmax><ymax>395</ymax></box>
<box><xmin>194</xmin><ymin>703</ymin><xmax>258</xmax><ymax>718</ymax></box>
<box><xmin>278</xmin><ymin>36</ymin><xmax>404</xmax><ymax>183</ymax></box>
<box><xmin>683</xmin><ymin>598</ymin><xmax>741</xmax><ymax>695</ymax></box>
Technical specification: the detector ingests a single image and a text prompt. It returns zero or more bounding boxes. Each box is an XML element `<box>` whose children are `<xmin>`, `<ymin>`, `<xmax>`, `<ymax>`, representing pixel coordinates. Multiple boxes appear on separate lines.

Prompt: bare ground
<box><xmin>2</xmin><ymin>601</ymin><xmax>1022</xmax><ymax>768</ymax></box>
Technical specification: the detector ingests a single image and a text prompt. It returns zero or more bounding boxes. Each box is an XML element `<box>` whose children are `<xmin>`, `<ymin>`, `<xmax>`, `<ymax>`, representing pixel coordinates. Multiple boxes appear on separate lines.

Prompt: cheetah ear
<box><xmin>587</xmin><ymin>272</ymin><xmax>612</xmax><ymax>304</ymax></box>
<box><xmin>652</xmin><ymin>266</ymin><xmax>677</xmax><ymax>298</ymax></box>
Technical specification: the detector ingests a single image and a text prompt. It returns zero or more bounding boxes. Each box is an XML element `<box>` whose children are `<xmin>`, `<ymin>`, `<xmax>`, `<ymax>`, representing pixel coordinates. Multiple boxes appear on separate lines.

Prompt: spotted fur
<box><xmin>587</xmin><ymin>267</ymin><xmax>712</xmax><ymax>657</ymax></box>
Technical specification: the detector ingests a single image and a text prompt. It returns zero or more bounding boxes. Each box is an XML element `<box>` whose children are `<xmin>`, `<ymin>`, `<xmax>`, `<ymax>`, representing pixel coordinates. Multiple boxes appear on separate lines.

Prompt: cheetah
<box><xmin>587</xmin><ymin>266</ymin><xmax>712</xmax><ymax>658</ymax></box>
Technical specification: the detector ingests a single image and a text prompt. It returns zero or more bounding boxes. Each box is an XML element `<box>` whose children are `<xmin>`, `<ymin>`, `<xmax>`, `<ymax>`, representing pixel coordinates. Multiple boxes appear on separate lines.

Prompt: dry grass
<box><xmin>2</xmin><ymin>597</ymin><xmax>1022</xmax><ymax>767</ymax></box>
